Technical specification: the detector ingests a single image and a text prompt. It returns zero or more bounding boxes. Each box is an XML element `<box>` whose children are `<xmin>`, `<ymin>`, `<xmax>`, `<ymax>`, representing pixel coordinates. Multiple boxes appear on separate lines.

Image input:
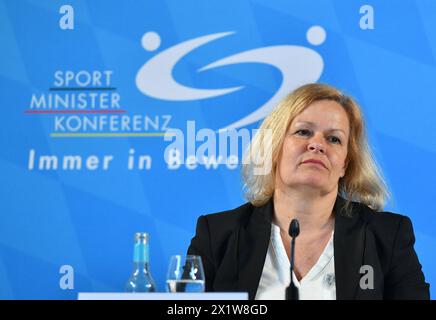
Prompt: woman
<box><xmin>187</xmin><ymin>83</ymin><xmax>430</xmax><ymax>300</ymax></box>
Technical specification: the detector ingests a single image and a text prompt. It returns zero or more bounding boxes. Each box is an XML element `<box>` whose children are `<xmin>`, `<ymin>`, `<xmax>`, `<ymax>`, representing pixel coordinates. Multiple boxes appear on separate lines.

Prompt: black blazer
<box><xmin>187</xmin><ymin>196</ymin><xmax>430</xmax><ymax>300</ymax></box>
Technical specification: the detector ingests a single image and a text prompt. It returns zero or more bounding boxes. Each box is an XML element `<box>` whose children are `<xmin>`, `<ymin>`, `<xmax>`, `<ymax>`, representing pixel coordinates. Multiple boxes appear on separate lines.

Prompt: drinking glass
<box><xmin>166</xmin><ymin>255</ymin><xmax>205</xmax><ymax>293</ymax></box>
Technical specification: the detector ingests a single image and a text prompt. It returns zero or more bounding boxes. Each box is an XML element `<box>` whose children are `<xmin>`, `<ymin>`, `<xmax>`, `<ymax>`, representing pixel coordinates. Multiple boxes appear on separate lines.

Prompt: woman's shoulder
<box><xmin>353</xmin><ymin>201</ymin><xmax>410</xmax><ymax>223</ymax></box>
<box><xmin>201</xmin><ymin>202</ymin><xmax>257</xmax><ymax>226</ymax></box>
<box><xmin>351</xmin><ymin>200</ymin><xmax>415</xmax><ymax>239</ymax></box>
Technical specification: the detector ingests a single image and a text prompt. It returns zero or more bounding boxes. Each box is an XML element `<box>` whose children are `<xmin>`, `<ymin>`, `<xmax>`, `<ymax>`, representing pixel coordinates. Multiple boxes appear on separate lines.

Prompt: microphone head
<box><xmin>289</xmin><ymin>219</ymin><xmax>300</xmax><ymax>238</ymax></box>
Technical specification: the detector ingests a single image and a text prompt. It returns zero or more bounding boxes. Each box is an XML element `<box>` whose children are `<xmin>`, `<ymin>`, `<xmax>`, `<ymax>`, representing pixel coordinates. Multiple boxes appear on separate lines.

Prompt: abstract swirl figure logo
<box><xmin>136</xmin><ymin>27</ymin><xmax>325</xmax><ymax>130</ymax></box>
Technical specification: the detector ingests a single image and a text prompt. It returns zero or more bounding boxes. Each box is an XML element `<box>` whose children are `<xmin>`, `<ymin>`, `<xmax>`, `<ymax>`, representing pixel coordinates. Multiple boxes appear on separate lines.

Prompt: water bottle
<box><xmin>125</xmin><ymin>232</ymin><xmax>156</xmax><ymax>292</ymax></box>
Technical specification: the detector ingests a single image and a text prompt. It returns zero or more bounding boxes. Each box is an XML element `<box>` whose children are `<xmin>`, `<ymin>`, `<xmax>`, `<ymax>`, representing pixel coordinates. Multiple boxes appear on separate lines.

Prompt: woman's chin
<box><xmin>277</xmin><ymin>172</ymin><xmax>334</xmax><ymax>193</ymax></box>
<box><xmin>297</xmin><ymin>174</ymin><xmax>326</xmax><ymax>187</ymax></box>
<box><xmin>281</xmin><ymin>179</ymin><xmax>327</xmax><ymax>192</ymax></box>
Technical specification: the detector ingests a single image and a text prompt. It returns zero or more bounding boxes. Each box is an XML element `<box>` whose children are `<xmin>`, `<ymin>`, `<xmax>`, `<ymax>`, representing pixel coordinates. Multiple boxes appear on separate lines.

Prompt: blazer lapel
<box><xmin>334</xmin><ymin>198</ymin><xmax>366</xmax><ymax>300</ymax></box>
<box><xmin>237</xmin><ymin>200</ymin><xmax>273</xmax><ymax>300</ymax></box>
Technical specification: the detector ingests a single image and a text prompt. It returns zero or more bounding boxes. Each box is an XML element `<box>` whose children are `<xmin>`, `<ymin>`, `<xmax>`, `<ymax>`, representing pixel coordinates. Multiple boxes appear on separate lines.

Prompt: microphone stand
<box><xmin>286</xmin><ymin>219</ymin><xmax>300</xmax><ymax>300</ymax></box>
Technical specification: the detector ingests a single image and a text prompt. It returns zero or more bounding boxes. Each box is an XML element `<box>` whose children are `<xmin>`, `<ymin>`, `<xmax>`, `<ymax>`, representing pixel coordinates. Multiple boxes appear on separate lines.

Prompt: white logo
<box><xmin>136</xmin><ymin>27</ymin><xmax>325</xmax><ymax>130</ymax></box>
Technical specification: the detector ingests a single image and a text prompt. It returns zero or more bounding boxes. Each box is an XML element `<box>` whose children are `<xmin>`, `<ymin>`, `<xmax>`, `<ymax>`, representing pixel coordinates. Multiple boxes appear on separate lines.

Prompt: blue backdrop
<box><xmin>0</xmin><ymin>0</ymin><xmax>435</xmax><ymax>299</ymax></box>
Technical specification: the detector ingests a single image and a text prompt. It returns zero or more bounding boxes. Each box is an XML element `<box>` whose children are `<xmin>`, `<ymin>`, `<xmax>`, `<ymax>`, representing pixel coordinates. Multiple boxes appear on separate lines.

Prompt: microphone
<box><xmin>286</xmin><ymin>219</ymin><xmax>300</xmax><ymax>300</ymax></box>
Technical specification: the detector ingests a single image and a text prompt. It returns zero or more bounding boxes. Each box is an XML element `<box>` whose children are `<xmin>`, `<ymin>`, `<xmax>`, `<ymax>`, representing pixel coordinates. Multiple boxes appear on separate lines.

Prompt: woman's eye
<box><xmin>295</xmin><ymin>129</ymin><xmax>311</xmax><ymax>136</ymax></box>
<box><xmin>328</xmin><ymin>136</ymin><xmax>341</xmax><ymax>144</ymax></box>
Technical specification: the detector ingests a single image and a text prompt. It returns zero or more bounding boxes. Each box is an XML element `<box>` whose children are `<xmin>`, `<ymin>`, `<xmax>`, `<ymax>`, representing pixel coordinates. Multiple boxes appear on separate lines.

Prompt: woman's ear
<box><xmin>340</xmin><ymin>159</ymin><xmax>349</xmax><ymax>178</ymax></box>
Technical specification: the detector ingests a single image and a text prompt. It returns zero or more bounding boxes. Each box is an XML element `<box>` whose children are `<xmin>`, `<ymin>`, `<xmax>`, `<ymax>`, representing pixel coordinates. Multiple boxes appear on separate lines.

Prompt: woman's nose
<box><xmin>307</xmin><ymin>138</ymin><xmax>325</xmax><ymax>153</ymax></box>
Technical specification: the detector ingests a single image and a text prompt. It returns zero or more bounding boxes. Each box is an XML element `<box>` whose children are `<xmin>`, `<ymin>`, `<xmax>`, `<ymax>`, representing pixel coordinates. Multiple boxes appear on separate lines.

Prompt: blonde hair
<box><xmin>242</xmin><ymin>83</ymin><xmax>390</xmax><ymax>213</ymax></box>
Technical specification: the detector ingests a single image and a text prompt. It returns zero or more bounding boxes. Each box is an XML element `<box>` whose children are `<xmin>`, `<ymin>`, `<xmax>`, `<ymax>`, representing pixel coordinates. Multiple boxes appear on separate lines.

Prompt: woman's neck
<box><xmin>272</xmin><ymin>187</ymin><xmax>337</xmax><ymax>235</ymax></box>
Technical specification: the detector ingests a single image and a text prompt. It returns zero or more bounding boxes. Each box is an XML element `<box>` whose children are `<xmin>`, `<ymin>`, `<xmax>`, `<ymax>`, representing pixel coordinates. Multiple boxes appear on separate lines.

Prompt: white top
<box><xmin>255</xmin><ymin>223</ymin><xmax>336</xmax><ymax>300</ymax></box>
